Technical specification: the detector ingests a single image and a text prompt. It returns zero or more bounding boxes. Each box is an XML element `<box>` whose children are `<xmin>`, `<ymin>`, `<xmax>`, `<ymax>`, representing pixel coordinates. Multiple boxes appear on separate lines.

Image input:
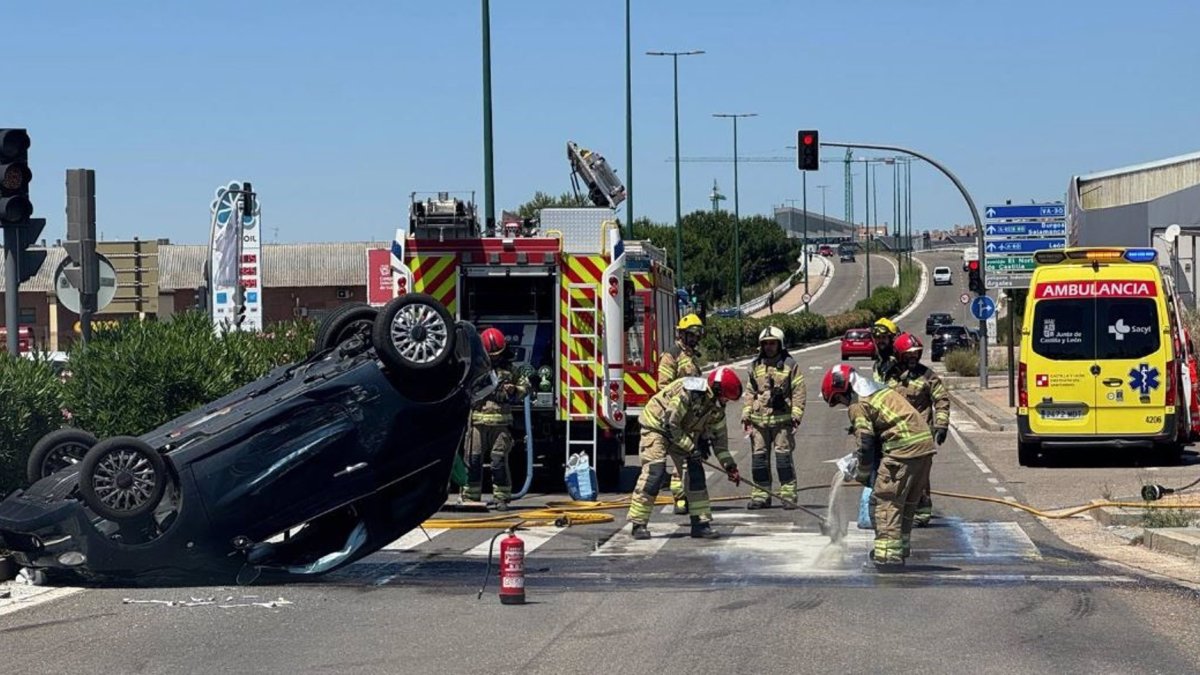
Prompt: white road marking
<box><xmin>383</xmin><ymin>527</ymin><xmax>448</xmax><ymax>551</ymax></box>
<box><xmin>986</xmin><ymin>477</ymin><xmax>1000</xmax><ymax>484</ymax></box>
<box><xmin>994</xmin><ymin>487</ymin><xmax>1009</xmax><ymax>494</ymax></box>
<box><xmin>949</xmin><ymin>425</ymin><xmax>993</xmax><ymax>474</ymax></box>
<box><xmin>592</xmin><ymin>523</ymin><xmax>680</xmax><ymax>556</ymax></box>
<box><xmin>0</xmin><ymin>586</ymin><xmax>83</xmax><ymax>618</ymax></box>
<box><xmin>955</xmin><ymin>521</ymin><xmax>1041</xmax><ymax>559</ymax></box>
<box><xmin>465</xmin><ymin>527</ymin><xmax>558</xmax><ymax>557</ymax></box>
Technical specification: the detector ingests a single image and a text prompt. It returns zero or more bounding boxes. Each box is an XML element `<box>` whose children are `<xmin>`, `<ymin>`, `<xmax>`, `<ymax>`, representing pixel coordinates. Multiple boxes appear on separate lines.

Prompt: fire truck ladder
<box><xmin>565</xmin><ymin>282</ymin><xmax>603</xmax><ymax>472</ymax></box>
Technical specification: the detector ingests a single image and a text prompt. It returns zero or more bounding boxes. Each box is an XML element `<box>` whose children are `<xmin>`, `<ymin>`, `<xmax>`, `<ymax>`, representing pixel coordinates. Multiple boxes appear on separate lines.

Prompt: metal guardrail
<box><xmin>735</xmin><ymin>266</ymin><xmax>805</xmax><ymax>315</ymax></box>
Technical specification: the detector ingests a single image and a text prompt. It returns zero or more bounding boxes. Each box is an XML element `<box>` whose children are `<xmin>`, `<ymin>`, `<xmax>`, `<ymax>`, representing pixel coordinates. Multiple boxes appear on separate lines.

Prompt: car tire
<box><xmin>78</xmin><ymin>436</ymin><xmax>169</xmax><ymax>523</ymax></box>
<box><xmin>373</xmin><ymin>293</ymin><xmax>457</xmax><ymax>373</ymax></box>
<box><xmin>26</xmin><ymin>428</ymin><xmax>98</xmax><ymax>484</ymax></box>
<box><xmin>1017</xmin><ymin>440</ymin><xmax>1042</xmax><ymax>467</ymax></box>
<box><xmin>314</xmin><ymin>303</ymin><xmax>378</xmax><ymax>353</ymax></box>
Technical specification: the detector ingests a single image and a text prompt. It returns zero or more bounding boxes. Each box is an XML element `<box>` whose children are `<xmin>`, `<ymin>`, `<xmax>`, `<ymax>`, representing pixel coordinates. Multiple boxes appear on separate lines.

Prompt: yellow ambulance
<box><xmin>1017</xmin><ymin>247</ymin><xmax>1187</xmax><ymax>466</ymax></box>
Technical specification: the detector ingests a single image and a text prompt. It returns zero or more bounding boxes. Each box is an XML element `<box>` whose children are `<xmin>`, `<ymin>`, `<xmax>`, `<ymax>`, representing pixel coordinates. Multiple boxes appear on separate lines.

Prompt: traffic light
<box><xmin>967</xmin><ymin>259</ymin><xmax>984</xmax><ymax>294</ymax></box>
<box><xmin>0</xmin><ymin>128</ymin><xmax>32</xmax><ymax>225</ymax></box>
<box><xmin>797</xmin><ymin>129</ymin><xmax>819</xmax><ymax>171</ymax></box>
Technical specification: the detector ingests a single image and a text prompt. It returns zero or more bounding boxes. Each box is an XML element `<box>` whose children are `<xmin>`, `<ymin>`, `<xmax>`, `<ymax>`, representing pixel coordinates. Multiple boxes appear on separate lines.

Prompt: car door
<box><xmin>1093</xmin><ymin>288</ymin><xmax>1168</xmax><ymax>438</ymax></box>
<box><xmin>1026</xmin><ymin>295</ymin><xmax>1097</xmax><ymax>436</ymax></box>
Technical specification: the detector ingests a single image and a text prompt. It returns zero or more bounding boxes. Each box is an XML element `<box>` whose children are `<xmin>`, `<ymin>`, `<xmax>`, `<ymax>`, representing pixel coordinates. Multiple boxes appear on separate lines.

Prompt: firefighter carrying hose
<box><xmin>821</xmin><ymin>363</ymin><xmax>935</xmax><ymax>567</ymax></box>
<box><xmin>889</xmin><ymin>332</ymin><xmax>950</xmax><ymax>527</ymax></box>
<box><xmin>741</xmin><ymin>326</ymin><xmax>806</xmax><ymax>509</ymax></box>
<box><xmin>461</xmin><ymin>328</ymin><xmax>530</xmax><ymax>511</ymax></box>
<box><xmin>627</xmin><ymin>367</ymin><xmax>743</xmax><ymax>540</ymax></box>
<box><xmin>656</xmin><ymin>313</ymin><xmax>706</xmax><ymax>515</ymax></box>
<box><xmin>872</xmin><ymin>317</ymin><xmax>901</xmax><ymax>384</ymax></box>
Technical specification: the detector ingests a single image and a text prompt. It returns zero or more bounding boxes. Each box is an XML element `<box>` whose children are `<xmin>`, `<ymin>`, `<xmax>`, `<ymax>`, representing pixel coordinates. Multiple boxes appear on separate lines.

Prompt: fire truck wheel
<box><xmin>373</xmin><ymin>294</ymin><xmax>457</xmax><ymax>373</ymax></box>
<box><xmin>315</xmin><ymin>303</ymin><xmax>378</xmax><ymax>353</ymax></box>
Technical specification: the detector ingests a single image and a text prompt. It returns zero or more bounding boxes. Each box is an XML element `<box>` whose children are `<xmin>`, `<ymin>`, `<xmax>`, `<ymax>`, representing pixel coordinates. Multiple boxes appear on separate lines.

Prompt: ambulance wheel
<box><xmin>78</xmin><ymin>437</ymin><xmax>169</xmax><ymax>523</ymax></box>
<box><xmin>373</xmin><ymin>294</ymin><xmax>456</xmax><ymax>374</ymax></box>
<box><xmin>1017</xmin><ymin>440</ymin><xmax>1042</xmax><ymax>467</ymax></box>
<box><xmin>315</xmin><ymin>303</ymin><xmax>378</xmax><ymax>352</ymax></box>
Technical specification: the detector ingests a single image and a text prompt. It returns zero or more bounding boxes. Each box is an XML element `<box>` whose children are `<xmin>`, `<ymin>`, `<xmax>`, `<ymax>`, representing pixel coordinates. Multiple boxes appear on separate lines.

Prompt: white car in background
<box><xmin>933</xmin><ymin>266</ymin><xmax>953</xmax><ymax>286</ymax></box>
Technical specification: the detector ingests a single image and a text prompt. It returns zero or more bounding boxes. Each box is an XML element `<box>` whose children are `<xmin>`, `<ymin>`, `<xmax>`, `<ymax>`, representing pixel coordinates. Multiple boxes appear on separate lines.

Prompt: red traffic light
<box><xmin>968</xmin><ymin>260</ymin><xmax>980</xmax><ymax>271</ymax></box>
<box><xmin>802</xmin><ymin>134</ymin><xmax>815</xmax><ymax>145</ymax></box>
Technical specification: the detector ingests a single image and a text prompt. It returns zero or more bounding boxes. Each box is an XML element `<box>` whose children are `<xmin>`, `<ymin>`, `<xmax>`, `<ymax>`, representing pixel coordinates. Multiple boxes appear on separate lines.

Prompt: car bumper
<box><xmin>1017</xmin><ymin>413</ymin><xmax>1177</xmax><ymax>449</ymax></box>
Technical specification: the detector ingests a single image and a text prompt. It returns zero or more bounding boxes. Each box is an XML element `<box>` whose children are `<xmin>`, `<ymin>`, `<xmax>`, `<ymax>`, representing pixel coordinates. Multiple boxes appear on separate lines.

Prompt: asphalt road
<box><xmin>4</xmin><ymin>250</ymin><xmax>1200</xmax><ymax>674</ymax></box>
<box><xmin>807</xmin><ymin>252</ymin><xmax>902</xmax><ymax>318</ymax></box>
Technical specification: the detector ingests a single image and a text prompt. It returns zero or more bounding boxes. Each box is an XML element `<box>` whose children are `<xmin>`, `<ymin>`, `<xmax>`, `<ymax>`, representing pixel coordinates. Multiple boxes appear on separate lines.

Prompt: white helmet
<box><xmin>758</xmin><ymin>326</ymin><xmax>785</xmax><ymax>344</ymax></box>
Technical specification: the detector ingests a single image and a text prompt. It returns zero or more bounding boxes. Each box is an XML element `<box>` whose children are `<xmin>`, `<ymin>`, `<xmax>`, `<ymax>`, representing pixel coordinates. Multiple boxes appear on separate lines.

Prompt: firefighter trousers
<box><xmin>871</xmin><ymin>454</ymin><xmax>933</xmax><ymax>563</ymax></box>
<box><xmin>627</xmin><ymin>431</ymin><xmax>712</xmax><ymax>526</ymax></box>
<box><xmin>748</xmin><ymin>425</ymin><xmax>796</xmax><ymax>503</ymax></box>
<box><xmin>462</xmin><ymin>423</ymin><xmax>514</xmax><ymax>502</ymax></box>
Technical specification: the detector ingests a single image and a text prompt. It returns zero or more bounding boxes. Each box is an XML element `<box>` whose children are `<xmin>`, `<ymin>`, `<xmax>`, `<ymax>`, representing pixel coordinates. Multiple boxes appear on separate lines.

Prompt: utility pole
<box><xmin>624</xmin><ymin>0</ymin><xmax>633</xmax><ymax>237</ymax></box>
<box><xmin>713</xmin><ymin>112</ymin><xmax>757</xmax><ymax>307</ymax></box>
<box><xmin>648</xmin><ymin>49</ymin><xmax>704</xmax><ymax>286</ymax></box>
<box><xmin>864</xmin><ymin>159</ymin><xmax>871</xmax><ymax>300</ymax></box>
<box><xmin>481</xmin><ymin>0</ymin><xmax>495</xmax><ymax>229</ymax></box>
<box><xmin>843</xmin><ymin>149</ymin><xmax>854</xmax><ymax>225</ymax></box>
<box><xmin>816</xmin><ymin>184</ymin><xmax>830</xmax><ymax>242</ymax></box>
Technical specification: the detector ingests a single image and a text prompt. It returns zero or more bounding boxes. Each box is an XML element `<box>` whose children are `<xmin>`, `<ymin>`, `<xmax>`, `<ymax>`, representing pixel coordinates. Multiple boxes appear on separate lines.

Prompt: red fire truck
<box><xmin>386</xmin><ymin>144</ymin><xmax>678</xmax><ymax>488</ymax></box>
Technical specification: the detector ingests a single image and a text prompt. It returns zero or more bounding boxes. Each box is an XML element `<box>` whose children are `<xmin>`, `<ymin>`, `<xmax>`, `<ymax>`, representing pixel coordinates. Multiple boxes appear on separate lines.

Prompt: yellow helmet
<box><xmin>872</xmin><ymin>317</ymin><xmax>898</xmax><ymax>337</ymax></box>
<box><xmin>678</xmin><ymin>314</ymin><xmax>704</xmax><ymax>332</ymax></box>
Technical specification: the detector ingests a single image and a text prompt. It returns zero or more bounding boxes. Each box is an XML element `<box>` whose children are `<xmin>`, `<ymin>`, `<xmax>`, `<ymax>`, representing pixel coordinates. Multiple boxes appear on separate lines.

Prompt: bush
<box><xmin>826</xmin><ymin>309</ymin><xmax>876</xmax><ymax>337</ymax></box>
<box><xmin>855</xmin><ymin>286</ymin><xmax>901</xmax><ymax>318</ymax></box>
<box><xmin>943</xmin><ymin>348</ymin><xmax>979</xmax><ymax>376</ymax></box>
<box><xmin>0</xmin><ymin>355</ymin><xmax>66</xmax><ymax>496</ymax></box>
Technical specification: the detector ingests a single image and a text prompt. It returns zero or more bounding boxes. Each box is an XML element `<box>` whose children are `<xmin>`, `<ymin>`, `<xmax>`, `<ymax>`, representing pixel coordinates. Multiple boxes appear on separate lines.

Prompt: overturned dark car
<box><xmin>0</xmin><ymin>294</ymin><xmax>491</xmax><ymax>585</ymax></box>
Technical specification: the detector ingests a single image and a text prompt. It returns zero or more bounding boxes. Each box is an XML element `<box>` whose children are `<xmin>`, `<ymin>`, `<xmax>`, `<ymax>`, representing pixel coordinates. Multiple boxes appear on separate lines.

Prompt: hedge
<box><xmin>0</xmin><ymin>312</ymin><xmax>317</xmax><ymax>496</ymax></box>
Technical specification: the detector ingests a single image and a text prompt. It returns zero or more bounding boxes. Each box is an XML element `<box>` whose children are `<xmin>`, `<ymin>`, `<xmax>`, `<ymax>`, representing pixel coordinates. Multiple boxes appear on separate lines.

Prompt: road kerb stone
<box><xmin>1143</xmin><ymin>528</ymin><xmax>1200</xmax><ymax>562</ymax></box>
<box><xmin>947</xmin><ymin>390</ymin><xmax>1005</xmax><ymax>432</ymax></box>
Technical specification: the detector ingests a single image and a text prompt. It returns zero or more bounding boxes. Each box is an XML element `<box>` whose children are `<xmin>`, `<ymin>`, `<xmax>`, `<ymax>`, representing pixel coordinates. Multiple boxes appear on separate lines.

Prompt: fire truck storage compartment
<box><xmin>461</xmin><ymin>267</ymin><xmax>557</xmax><ymax>404</ymax></box>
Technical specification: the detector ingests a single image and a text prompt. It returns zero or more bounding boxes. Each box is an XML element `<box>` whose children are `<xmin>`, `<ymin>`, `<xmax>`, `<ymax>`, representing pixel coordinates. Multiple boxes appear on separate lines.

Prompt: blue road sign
<box><xmin>984</xmin><ymin>204</ymin><xmax>1065</xmax><ymax>219</ymax></box>
<box><xmin>971</xmin><ymin>296</ymin><xmax>996</xmax><ymax>321</ymax></box>
<box><xmin>984</xmin><ymin>221</ymin><xmax>1067</xmax><ymax>238</ymax></box>
<box><xmin>985</xmin><ymin>238</ymin><xmax>1065</xmax><ymax>255</ymax></box>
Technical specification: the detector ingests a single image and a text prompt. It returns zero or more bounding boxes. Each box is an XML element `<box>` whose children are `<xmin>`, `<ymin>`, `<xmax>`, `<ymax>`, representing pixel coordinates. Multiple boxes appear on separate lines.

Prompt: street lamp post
<box><xmin>481</xmin><ymin>0</ymin><xmax>495</xmax><ymax>228</ymax></box>
<box><xmin>624</xmin><ymin>0</ymin><xmax>632</xmax><ymax>237</ymax></box>
<box><xmin>816</xmin><ymin>184</ymin><xmax>830</xmax><ymax>242</ymax></box>
<box><xmin>864</xmin><ymin>160</ymin><xmax>871</xmax><ymax>300</ymax></box>
<box><xmin>713</xmin><ymin>112</ymin><xmax>757</xmax><ymax>307</ymax></box>
<box><xmin>648</xmin><ymin>49</ymin><xmax>704</xmax><ymax>286</ymax></box>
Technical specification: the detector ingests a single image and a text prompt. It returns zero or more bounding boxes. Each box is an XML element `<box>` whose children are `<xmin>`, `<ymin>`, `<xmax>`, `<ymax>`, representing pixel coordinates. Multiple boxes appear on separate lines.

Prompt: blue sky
<box><xmin>9</xmin><ymin>1</ymin><xmax>1200</xmax><ymax>244</ymax></box>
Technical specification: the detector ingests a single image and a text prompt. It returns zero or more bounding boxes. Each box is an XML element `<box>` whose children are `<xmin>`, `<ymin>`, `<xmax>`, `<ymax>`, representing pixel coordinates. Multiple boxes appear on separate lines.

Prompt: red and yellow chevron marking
<box><xmin>559</xmin><ymin>254</ymin><xmax>608</xmax><ymax>419</ymax></box>
<box><xmin>629</xmin><ymin>272</ymin><xmax>651</xmax><ymax>292</ymax></box>
<box><xmin>623</xmin><ymin>371</ymin><xmax>657</xmax><ymax>407</ymax></box>
<box><xmin>410</xmin><ymin>254</ymin><xmax>458</xmax><ymax>316</ymax></box>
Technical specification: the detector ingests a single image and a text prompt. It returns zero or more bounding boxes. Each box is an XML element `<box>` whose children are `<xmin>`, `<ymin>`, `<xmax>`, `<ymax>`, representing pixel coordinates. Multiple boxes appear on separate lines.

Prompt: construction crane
<box><xmin>709</xmin><ymin>179</ymin><xmax>727</xmax><ymax>213</ymax></box>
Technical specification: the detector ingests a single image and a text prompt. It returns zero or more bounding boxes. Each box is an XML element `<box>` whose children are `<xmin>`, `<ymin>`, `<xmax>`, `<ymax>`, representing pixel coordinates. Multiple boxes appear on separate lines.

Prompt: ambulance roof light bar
<box><xmin>1033</xmin><ymin>248</ymin><xmax>1157</xmax><ymax>265</ymax></box>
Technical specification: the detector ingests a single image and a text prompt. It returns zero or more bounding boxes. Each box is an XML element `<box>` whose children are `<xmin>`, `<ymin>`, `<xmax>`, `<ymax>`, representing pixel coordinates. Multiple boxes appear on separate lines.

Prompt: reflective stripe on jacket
<box><xmin>890</xmin><ymin>363</ymin><xmax>950</xmax><ymax>430</ymax></box>
<box><xmin>640</xmin><ymin>378</ymin><xmax>732</xmax><ymax>465</ymax></box>
<box><xmin>742</xmin><ymin>354</ymin><xmax>805</xmax><ymax>427</ymax></box>
<box><xmin>657</xmin><ymin>341</ymin><xmax>702</xmax><ymax>389</ymax></box>
<box><xmin>471</xmin><ymin>366</ymin><xmax>530</xmax><ymax>426</ymax></box>
<box><xmin>847</xmin><ymin>388</ymin><xmax>935</xmax><ymax>462</ymax></box>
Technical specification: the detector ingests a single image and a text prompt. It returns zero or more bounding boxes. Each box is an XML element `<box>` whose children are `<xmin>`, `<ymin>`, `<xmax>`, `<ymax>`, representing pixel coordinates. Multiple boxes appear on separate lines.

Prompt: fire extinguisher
<box><xmin>498</xmin><ymin>530</ymin><xmax>525</xmax><ymax>605</ymax></box>
<box><xmin>478</xmin><ymin>525</ymin><xmax>525</xmax><ymax>605</ymax></box>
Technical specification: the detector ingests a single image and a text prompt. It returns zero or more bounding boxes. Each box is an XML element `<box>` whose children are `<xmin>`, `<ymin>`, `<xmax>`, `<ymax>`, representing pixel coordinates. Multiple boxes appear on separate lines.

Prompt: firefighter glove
<box><xmin>934</xmin><ymin>427</ymin><xmax>948</xmax><ymax>446</ymax></box>
<box><xmin>724</xmin><ymin>464</ymin><xmax>741</xmax><ymax>486</ymax></box>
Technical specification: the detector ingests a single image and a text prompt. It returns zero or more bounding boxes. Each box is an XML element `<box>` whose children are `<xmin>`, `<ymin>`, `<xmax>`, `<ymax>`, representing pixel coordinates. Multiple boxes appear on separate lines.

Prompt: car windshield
<box><xmin>935</xmin><ymin>267</ymin><xmax>950</xmax><ymax>274</ymax></box>
<box><xmin>846</xmin><ymin>329</ymin><xmax>870</xmax><ymax>340</ymax></box>
<box><xmin>929</xmin><ymin>314</ymin><xmax>950</xmax><ymax>322</ymax></box>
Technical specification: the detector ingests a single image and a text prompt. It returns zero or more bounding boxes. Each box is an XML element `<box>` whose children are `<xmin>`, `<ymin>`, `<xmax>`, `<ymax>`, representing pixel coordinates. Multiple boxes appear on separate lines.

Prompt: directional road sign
<box><xmin>971</xmin><ymin>295</ymin><xmax>996</xmax><ymax>321</ymax></box>
<box><xmin>983</xmin><ymin>202</ymin><xmax>1067</xmax><ymax>289</ymax></box>
<box><xmin>983</xmin><ymin>204</ymin><xmax>1065</xmax><ymax>219</ymax></box>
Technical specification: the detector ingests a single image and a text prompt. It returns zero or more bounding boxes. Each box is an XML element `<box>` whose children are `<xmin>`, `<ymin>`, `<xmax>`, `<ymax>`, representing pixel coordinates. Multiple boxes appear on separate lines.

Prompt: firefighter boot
<box><xmin>690</xmin><ymin>516</ymin><xmax>719</xmax><ymax>539</ymax></box>
<box><xmin>631</xmin><ymin>523</ymin><xmax>651</xmax><ymax>540</ymax></box>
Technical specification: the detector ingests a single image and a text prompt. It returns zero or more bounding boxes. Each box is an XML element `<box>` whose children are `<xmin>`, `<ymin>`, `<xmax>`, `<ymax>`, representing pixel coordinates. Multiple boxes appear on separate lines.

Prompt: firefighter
<box><xmin>627</xmin><ymin>367</ymin><xmax>743</xmax><ymax>540</ymax></box>
<box><xmin>741</xmin><ymin>326</ymin><xmax>805</xmax><ymax>509</ymax></box>
<box><xmin>871</xmin><ymin>317</ymin><xmax>901</xmax><ymax>384</ymax></box>
<box><xmin>461</xmin><ymin>327</ymin><xmax>530</xmax><ymax>511</ymax></box>
<box><xmin>820</xmin><ymin>363</ymin><xmax>935</xmax><ymax>567</ymax></box>
<box><xmin>656</xmin><ymin>313</ymin><xmax>706</xmax><ymax>515</ymax></box>
<box><xmin>890</xmin><ymin>332</ymin><xmax>950</xmax><ymax>527</ymax></box>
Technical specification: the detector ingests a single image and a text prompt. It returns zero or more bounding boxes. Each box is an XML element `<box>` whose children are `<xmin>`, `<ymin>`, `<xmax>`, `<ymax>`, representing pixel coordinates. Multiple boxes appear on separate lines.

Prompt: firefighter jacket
<box><xmin>847</xmin><ymin>388</ymin><xmax>935</xmax><ymax>468</ymax></box>
<box><xmin>657</xmin><ymin>340</ymin><xmax>702</xmax><ymax>389</ymax></box>
<box><xmin>471</xmin><ymin>365</ymin><xmax>530</xmax><ymax>426</ymax></box>
<box><xmin>873</xmin><ymin>353</ymin><xmax>900</xmax><ymax>385</ymax></box>
<box><xmin>640</xmin><ymin>377</ymin><xmax>733</xmax><ymax>466</ymax></box>
<box><xmin>741</xmin><ymin>353</ymin><xmax>805</xmax><ymax>428</ymax></box>
<box><xmin>891</xmin><ymin>363</ymin><xmax>950</xmax><ymax>432</ymax></box>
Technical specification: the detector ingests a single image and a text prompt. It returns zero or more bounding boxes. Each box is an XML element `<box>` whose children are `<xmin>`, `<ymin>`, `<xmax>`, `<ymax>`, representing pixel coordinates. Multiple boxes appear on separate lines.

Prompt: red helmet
<box><xmin>821</xmin><ymin>364</ymin><xmax>855</xmax><ymax>405</ymax></box>
<box><xmin>707</xmin><ymin>366</ymin><xmax>743</xmax><ymax>401</ymax></box>
<box><xmin>480</xmin><ymin>328</ymin><xmax>507</xmax><ymax>356</ymax></box>
<box><xmin>894</xmin><ymin>332</ymin><xmax>923</xmax><ymax>355</ymax></box>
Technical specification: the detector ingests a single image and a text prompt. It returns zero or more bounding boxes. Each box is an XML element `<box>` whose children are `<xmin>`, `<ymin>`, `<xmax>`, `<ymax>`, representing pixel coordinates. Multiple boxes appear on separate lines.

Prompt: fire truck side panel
<box><xmin>408</xmin><ymin>253</ymin><xmax>459</xmax><ymax>316</ymax></box>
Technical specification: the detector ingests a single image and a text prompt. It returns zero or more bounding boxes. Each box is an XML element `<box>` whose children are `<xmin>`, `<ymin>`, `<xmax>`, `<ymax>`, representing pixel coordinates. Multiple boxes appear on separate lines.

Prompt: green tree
<box><xmin>512</xmin><ymin>191</ymin><xmax>591</xmax><ymax>218</ymax></box>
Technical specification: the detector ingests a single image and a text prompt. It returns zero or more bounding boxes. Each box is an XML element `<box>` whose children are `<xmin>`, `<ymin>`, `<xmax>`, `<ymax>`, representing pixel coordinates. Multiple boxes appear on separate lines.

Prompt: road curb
<box><xmin>947</xmin><ymin>389</ymin><xmax>1006</xmax><ymax>432</ymax></box>
<box><xmin>1143</xmin><ymin>528</ymin><xmax>1200</xmax><ymax>562</ymax></box>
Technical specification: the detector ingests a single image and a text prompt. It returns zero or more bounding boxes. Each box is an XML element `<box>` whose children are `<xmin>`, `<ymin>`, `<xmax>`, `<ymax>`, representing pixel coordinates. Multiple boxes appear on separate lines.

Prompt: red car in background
<box><xmin>818</xmin><ymin>244</ymin><xmax>835</xmax><ymax>257</ymax></box>
<box><xmin>841</xmin><ymin>328</ymin><xmax>875</xmax><ymax>360</ymax></box>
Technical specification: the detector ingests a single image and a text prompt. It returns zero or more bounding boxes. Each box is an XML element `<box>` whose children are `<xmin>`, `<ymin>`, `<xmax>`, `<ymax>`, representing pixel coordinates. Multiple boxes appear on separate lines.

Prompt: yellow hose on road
<box><xmin>931</xmin><ymin>489</ymin><xmax>1200</xmax><ymax>520</ymax></box>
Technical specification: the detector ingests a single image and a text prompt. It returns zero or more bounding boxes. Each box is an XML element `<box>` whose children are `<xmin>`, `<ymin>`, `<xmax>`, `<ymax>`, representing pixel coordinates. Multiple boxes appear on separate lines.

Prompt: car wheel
<box><xmin>26</xmin><ymin>428</ymin><xmax>98</xmax><ymax>484</ymax></box>
<box><xmin>373</xmin><ymin>293</ymin><xmax>457</xmax><ymax>373</ymax></box>
<box><xmin>1017</xmin><ymin>440</ymin><xmax>1042</xmax><ymax>467</ymax></box>
<box><xmin>78</xmin><ymin>437</ymin><xmax>169</xmax><ymax>522</ymax></box>
<box><xmin>314</xmin><ymin>303</ymin><xmax>378</xmax><ymax>353</ymax></box>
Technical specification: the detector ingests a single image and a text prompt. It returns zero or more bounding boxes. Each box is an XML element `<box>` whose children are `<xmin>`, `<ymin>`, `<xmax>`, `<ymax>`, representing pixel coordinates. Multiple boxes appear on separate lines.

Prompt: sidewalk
<box><xmin>943</xmin><ymin>373</ymin><xmax>1015</xmax><ymax>432</ymax></box>
<box><xmin>750</xmin><ymin>257</ymin><xmax>828</xmax><ymax>318</ymax></box>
